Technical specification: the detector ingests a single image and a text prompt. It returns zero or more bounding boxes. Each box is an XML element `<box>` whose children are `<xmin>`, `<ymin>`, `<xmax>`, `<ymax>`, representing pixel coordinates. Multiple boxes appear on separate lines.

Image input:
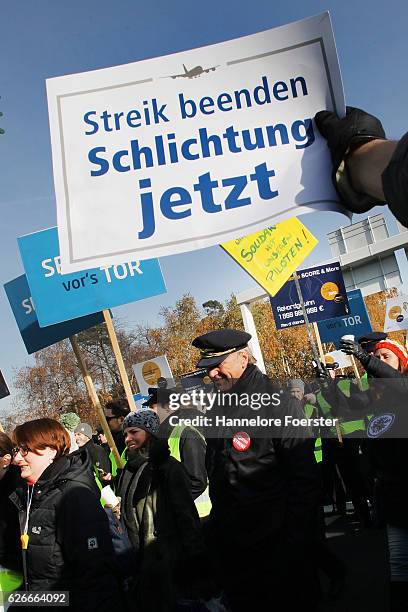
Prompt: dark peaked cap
<box><xmin>358</xmin><ymin>331</ymin><xmax>387</xmax><ymax>352</ymax></box>
<box><xmin>192</xmin><ymin>329</ymin><xmax>252</xmax><ymax>368</ymax></box>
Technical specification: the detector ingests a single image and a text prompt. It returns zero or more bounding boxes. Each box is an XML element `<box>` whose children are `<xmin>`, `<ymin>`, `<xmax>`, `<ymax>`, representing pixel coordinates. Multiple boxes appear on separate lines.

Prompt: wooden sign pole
<box><xmin>312</xmin><ymin>322</ymin><xmax>343</xmax><ymax>444</ymax></box>
<box><xmin>312</xmin><ymin>322</ymin><xmax>325</xmax><ymax>363</ymax></box>
<box><xmin>350</xmin><ymin>355</ymin><xmax>361</xmax><ymax>380</ymax></box>
<box><xmin>69</xmin><ymin>335</ymin><xmax>123</xmax><ymax>469</ymax></box>
<box><xmin>103</xmin><ymin>310</ymin><xmax>136</xmax><ymax>411</ymax></box>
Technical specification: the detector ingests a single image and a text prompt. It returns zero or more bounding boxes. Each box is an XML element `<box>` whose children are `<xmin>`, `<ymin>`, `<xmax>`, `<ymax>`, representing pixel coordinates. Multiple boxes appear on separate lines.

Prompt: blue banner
<box><xmin>270</xmin><ymin>262</ymin><xmax>349</xmax><ymax>330</ymax></box>
<box><xmin>0</xmin><ymin>370</ymin><xmax>10</xmax><ymax>399</ymax></box>
<box><xmin>18</xmin><ymin>227</ymin><xmax>167</xmax><ymax>327</ymax></box>
<box><xmin>317</xmin><ymin>289</ymin><xmax>372</xmax><ymax>347</ymax></box>
<box><xmin>4</xmin><ymin>275</ymin><xmax>104</xmax><ymax>354</ymax></box>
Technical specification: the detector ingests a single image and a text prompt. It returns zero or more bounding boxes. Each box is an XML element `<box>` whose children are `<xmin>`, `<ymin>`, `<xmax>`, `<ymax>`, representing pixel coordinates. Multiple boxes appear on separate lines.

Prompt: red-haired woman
<box><xmin>11</xmin><ymin>418</ymin><xmax>121</xmax><ymax>611</ymax></box>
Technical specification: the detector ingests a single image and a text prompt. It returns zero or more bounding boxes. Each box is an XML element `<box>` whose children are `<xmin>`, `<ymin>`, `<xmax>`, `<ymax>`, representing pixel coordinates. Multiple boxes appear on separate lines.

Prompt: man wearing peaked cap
<box><xmin>193</xmin><ymin>329</ymin><xmax>252</xmax><ymax>368</ymax></box>
<box><xmin>191</xmin><ymin>328</ymin><xmax>320</xmax><ymax>611</ymax></box>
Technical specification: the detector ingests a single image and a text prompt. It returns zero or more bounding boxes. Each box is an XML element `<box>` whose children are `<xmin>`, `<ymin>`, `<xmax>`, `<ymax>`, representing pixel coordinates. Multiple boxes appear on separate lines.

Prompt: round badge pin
<box><xmin>367</xmin><ymin>413</ymin><xmax>395</xmax><ymax>438</ymax></box>
<box><xmin>232</xmin><ymin>431</ymin><xmax>251</xmax><ymax>452</ymax></box>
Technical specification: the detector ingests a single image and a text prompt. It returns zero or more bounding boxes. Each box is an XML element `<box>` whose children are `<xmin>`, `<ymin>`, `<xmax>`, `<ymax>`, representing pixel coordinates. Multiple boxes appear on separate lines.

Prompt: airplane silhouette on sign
<box><xmin>165</xmin><ymin>64</ymin><xmax>219</xmax><ymax>79</ymax></box>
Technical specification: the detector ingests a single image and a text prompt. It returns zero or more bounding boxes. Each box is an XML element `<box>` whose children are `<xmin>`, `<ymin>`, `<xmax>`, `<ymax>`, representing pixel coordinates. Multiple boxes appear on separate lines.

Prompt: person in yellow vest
<box><xmin>143</xmin><ymin>387</ymin><xmax>211</xmax><ymax>518</ymax></box>
<box><xmin>315</xmin><ymin>368</ymin><xmax>372</xmax><ymax>526</ymax></box>
<box><xmin>287</xmin><ymin>382</ymin><xmax>347</xmax><ymax>598</ymax></box>
<box><xmin>0</xmin><ymin>433</ymin><xmax>23</xmax><ymax>605</ymax></box>
<box><xmin>287</xmin><ymin>380</ymin><xmax>322</xmax><ymax>464</ymax></box>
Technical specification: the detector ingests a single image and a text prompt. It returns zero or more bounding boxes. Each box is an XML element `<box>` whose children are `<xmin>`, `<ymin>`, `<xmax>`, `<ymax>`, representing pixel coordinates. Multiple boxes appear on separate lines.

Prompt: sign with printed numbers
<box><xmin>270</xmin><ymin>261</ymin><xmax>349</xmax><ymax>329</ymax></box>
<box><xmin>3</xmin><ymin>274</ymin><xmax>104</xmax><ymax>354</ymax></box>
<box><xmin>46</xmin><ymin>12</ymin><xmax>345</xmax><ymax>273</ymax></box>
<box><xmin>18</xmin><ymin>227</ymin><xmax>167</xmax><ymax>327</ymax></box>
<box><xmin>221</xmin><ymin>218</ymin><xmax>318</xmax><ymax>297</ymax></box>
<box><xmin>317</xmin><ymin>289</ymin><xmax>372</xmax><ymax>347</ymax></box>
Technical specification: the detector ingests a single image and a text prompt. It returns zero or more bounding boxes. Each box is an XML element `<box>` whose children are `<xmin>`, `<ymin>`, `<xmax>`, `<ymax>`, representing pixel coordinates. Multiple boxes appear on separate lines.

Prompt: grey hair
<box><xmin>237</xmin><ymin>347</ymin><xmax>257</xmax><ymax>365</ymax></box>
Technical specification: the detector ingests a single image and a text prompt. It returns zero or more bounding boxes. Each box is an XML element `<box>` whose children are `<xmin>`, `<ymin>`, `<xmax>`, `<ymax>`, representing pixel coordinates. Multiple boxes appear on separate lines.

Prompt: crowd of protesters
<box><xmin>1</xmin><ymin>105</ymin><xmax>408</xmax><ymax>611</ymax></box>
<box><xmin>1</xmin><ymin>327</ymin><xmax>407</xmax><ymax>612</ymax></box>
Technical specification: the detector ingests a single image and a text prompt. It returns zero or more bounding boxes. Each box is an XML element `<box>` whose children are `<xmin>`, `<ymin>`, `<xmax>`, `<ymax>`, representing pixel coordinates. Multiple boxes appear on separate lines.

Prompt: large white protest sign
<box><xmin>384</xmin><ymin>293</ymin><xmax>408</xmax><ymax>332</ymax></box>
<box><xmin>47</xmin><ymin>12</ymin><xmax>345</xmax><ymax>273</ymax></box>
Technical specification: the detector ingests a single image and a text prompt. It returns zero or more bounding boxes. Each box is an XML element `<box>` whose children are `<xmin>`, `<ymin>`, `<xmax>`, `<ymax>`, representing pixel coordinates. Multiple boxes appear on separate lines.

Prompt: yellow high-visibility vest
<box><xmin>0</xmin><ymin>567</ymin><xmax>23</xmax><ymax>594</ymax></box>
<box><xmin>316</xmin><ymin>375</ymin><xmax>370</xmax><ymax>436</ymax></box>
<box><xmin>109</xmin><ymin>447</ymin><xmax>127</xmax><ymax>477</ymax></box>
<box><xmin>304</xmin><ymin>402</ymin><xmax>322</xmax><ymax>463</ymax></box>
<box><xmin>168</xmin><ymin>424</ymin><xmax>212</xmax><ymax>518</ymax></box>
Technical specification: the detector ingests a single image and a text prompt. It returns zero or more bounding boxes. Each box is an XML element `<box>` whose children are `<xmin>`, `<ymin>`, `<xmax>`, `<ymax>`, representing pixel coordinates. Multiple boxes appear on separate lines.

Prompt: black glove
<box><xmin>339</xmin><ymin>339</ymin><xmax>370</xmax><ymax>365</ymax></box>
<box><xmin>315</xmin><ymin>106</ymin><xmax>386</xmax><ymax>213</ymax></box>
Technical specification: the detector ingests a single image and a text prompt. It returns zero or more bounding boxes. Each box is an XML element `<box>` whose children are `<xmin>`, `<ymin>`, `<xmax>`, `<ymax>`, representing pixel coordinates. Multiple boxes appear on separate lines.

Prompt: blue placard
<box><xmin>317</xmin><ymin>289</ymin><xmax>372</xmax><ymax>347</ymax></box>
<box><xmin>4</xmin><ymin>275</ymin><xmax>104</xmax><ymax>354</ymax></box>
<box><xmin>133</xmin><ymin>393</ymin><xmax>150</xmax><ymax>410</ymax></box>
<box><xmin>18</xmin><ymin>227</ymin><xmax>167</xmax><ymax>327</ymax></box>
<box><xmin>270</xmin><ymin>262</ymin><xmax>349</xmax><ymax>330</ymax></box>
<box><xmin>0</xmin><ymin>370</ymin><xmax>10</xmax><ymax>399</ymax></box>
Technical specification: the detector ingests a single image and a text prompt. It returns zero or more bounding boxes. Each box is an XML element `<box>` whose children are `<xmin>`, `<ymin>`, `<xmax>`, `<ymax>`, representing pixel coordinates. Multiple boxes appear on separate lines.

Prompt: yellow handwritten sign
<box><xmin>221</xmin><ymin>218</ymin><xmax>318</xmax><ymax>297</ymax></box>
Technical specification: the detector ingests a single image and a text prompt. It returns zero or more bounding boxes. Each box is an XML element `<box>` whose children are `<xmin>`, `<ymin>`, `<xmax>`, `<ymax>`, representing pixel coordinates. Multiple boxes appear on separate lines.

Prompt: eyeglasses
<box><xmin>12</xmin><ymin>446</ymin><xmax>30</xmax><ymax>458</ymax></box>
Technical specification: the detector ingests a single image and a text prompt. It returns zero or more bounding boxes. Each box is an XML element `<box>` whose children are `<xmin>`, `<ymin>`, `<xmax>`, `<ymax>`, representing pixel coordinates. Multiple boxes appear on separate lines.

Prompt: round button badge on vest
<box><xmin>232</xmin><ymin>431</ymin><xmax>251</xmax><ymax>452</ymax></box>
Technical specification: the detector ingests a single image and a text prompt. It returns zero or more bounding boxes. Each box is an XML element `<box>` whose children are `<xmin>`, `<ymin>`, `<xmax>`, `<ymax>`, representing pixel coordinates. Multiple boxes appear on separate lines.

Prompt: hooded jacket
<box><xmin>9</xmin><ymin>450</ymin><xmax>121</xmax><ymax>611</ymax></box>
<box><xmin>115</xmin><ymin>439</ymin><xmax>205</xmax><ymax>611</ymax></box>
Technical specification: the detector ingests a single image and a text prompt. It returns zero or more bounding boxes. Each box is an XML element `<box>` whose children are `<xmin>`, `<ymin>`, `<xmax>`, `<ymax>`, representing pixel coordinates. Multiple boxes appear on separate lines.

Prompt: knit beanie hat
<box><xmin>374</xmin><ymin>340</ymin><xmax>408</xmax><ymax>370</ymax></box>
<box><xmin>122</xmin><ymin>409</ymin><xmax>160</xmax><ymax>437</ymax></box>
<box><xmin>60</xmin><ymin>412</ymin><xmax>81</xmax><ymax>432</ymax></box>
<box><xmin>74</xmin><ymin>422</ymin><xmax>93</xmax><ymax>440</ymax></box>
<box><xmin>287</xmin><ymin>379</ymin><xmax>305</xmax><ymax>393</ymax></box>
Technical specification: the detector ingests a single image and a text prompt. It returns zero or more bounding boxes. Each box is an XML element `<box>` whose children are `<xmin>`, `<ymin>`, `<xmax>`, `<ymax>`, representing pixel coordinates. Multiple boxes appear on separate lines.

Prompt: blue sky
<box><xmin>1</xmin><ymin>0</ymin><xmax>407</xmax><ymax>416</ymax></box>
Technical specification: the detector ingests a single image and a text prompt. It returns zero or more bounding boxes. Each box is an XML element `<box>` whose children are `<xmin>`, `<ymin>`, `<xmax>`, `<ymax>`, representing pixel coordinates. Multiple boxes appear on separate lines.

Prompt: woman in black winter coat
<box><xmin>11</xmin><ymin>418</ymin><xmax>122</xmax><ymax>612</ymax></box>
<box><xmin>115</xmin><ymin>409</ymin><xmax>207</xmax><ymax>612</ymax></box>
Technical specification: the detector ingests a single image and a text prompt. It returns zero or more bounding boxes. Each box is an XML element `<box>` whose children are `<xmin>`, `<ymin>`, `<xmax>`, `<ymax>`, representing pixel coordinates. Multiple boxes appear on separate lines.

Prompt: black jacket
<box><xmin>115</xmin><ymin>440</ymin><xmax>205</xmax><ymax>611</ymax></box>
<box><xmin>9</xmin><ymin>450</ymin><xmax>121</xmax><ymax>611</ymax></box>
<box><xmin>111</xmin><ymin>430</ymin><xmax>126</xmax><ymax>455</ymax></box>
<box><xmin>382</xmin><ymin>130</ymin><xmax>408</xmax><ymax>228</ymax></box>
<box><xmin>0</xmin><ymin>465</ymin><xmax>22</xmax><ymax>572</ymax></box>
<box><xmin>205</xmin><ymin>365</ymin><xmax>320</xmax><ymax>549</ymax></box>
<box><xmin>83</xmin><ymin>439</ymin><xmax>111</xmax><ymax>473</ymax></box>
<box><xmin>159</xmin><ymin>408</ymin><xmax>208</xmax><ymax>499</ymax></box>
<box><xmin>360</xmin><ymin>356</ymin><xmax>408</xmax><ymax>527</ymax></box>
